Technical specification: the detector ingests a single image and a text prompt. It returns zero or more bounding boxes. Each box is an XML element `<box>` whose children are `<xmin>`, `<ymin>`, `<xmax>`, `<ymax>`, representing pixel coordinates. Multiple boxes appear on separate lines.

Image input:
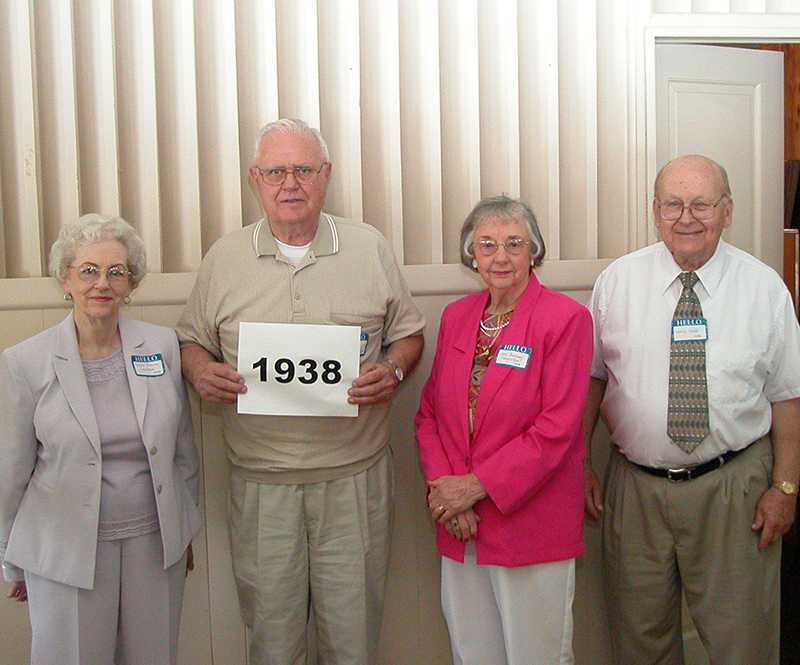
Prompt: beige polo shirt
<box><xmin>176</xmin><ymin>214</ymin><xmax>425</xmax><ymax>483</ymax></box>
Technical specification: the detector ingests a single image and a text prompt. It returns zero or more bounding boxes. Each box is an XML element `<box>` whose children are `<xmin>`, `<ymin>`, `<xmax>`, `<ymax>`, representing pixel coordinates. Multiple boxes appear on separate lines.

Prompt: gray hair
<box><xmin>49</xmin><ymin>214</ymin><xmax>147</xmax><ymax>288</ymax></box>
<box><xmin>253</xmin><ymin>119</ymin><xmax>330</xmax><ymax>164</ymax></box>
<box><xmin>653</xmin><ymin>154</ymin><xmax>732</xmax><ymax>199</ymax></box>
<box><xmin>460</xmin><ymin>195</ymin><xmax>546</xmax><ymax>270</ymax></box>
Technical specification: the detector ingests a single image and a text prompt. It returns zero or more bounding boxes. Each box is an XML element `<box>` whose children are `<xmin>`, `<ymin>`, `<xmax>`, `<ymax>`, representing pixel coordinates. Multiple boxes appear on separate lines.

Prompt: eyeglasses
<box><xmin>473</xmin><ymin>239</ymin><xmax>532</xmax><ymax>257</ymax></box>
<box><xmin>71</xmin><ymin>263</ymin><xmax>131</xmax><ymax>284</ymax></box>
<box><xmin>254</xmin><ymin>163</ymin><xmax>329</xmax><ymax>186</ymax></box>
<box><xmin>656</xmin><ymin>195</ymin><xmax>727</xmax><ymax>221</ymax></box>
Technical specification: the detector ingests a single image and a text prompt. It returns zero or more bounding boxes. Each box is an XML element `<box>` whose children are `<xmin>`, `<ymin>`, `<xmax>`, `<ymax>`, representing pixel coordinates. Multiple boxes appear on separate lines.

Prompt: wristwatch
<box><xmin>771</xmin><ymin>480</ymin><xmax>799</xmax><ymax>496</ymax></box>
<box><xmin>384</xmin><ymin>359</ymin><xmax>404</xmax><ymax>383</ymax></box>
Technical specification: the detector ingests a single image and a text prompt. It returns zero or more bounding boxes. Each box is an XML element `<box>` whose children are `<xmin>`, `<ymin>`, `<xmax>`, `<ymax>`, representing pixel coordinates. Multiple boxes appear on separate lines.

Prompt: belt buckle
<box><xmin>667</xmin><ymin>467</ymin><xmax>691</xmax><ymax>482</ymax></box>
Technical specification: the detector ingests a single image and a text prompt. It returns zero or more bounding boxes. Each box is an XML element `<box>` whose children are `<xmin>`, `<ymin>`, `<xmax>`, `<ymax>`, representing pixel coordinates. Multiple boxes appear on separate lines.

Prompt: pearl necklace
<box><xmin>479</xmin><ymin>307</ymin><xmax>515</xmax><ymax>336</ymax></box>
<box><xmin>479</xmin><ymin>318</ymin><xmax>510</xmax><ymax>334</ymax></box>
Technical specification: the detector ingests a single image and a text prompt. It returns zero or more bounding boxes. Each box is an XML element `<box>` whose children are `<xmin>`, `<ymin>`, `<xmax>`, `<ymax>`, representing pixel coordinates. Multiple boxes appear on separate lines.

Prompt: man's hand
<box><xmin>181</xmin><ymin>346</ymin><xmax>246</xmax><ymax>404</ymax></box>
<box><xmin>754</xmin><ymin>398</ymin><xmax>800</xmax><ymax>550</ymax></box>
<box><xmin>347</xmin><ymin>362</ymin><xmax>398</xmax><ymax>405</ymax></box>
<box><xmin>584</xmin><ymin>462</ymin><xmax>604</xmax><ymax>521</ymax></box>
<box><xmin>189</xmin><ymin>360</ymin><xmax>246</xmax><ymax>404</ymax></box>
<box><xmin>752</xmin><ymin>487</ymin><xmax>797</xmax><ymax>551</ymax></box>
<box><xmin>583</xmin><ymin>378</ymin><xmax>607</xmax><ymax>521</ymax></box>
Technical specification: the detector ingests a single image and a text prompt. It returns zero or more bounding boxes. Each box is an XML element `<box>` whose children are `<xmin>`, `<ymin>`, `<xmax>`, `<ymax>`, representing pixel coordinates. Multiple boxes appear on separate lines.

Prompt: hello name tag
<box><xmin>672</xmin><ymin>318</ymin><xmax>708</xmax><ymax>342</ymax></box>
<box><xmin>131</xmin><ymin>354</ymin><xmax>166</xmax><ymax>377</ymax></box>
<box><xmin>495</xmin><ymin>344</ymin><xmax>532</xmax><ymax>369</ymax></box>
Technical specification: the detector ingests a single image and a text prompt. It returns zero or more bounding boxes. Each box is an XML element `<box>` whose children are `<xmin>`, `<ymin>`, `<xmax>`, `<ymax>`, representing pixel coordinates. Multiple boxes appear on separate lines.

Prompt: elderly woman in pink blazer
<box><xmin>415</xmin><ymin>195</ymin><xmax>593</xmax><ymax>665</ymax></box>
<box><xmin>0</xmin><ymin>215</ymin><xmax>200</xmax><ymax>665</ymax></box>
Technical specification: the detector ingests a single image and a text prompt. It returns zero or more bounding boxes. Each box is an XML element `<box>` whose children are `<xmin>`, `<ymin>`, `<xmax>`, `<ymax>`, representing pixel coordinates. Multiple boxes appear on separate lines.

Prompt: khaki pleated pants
<box><xmin>602</xmin><ymin>437</ymin><xmax>780</xmax><ymax>665</ymax></box>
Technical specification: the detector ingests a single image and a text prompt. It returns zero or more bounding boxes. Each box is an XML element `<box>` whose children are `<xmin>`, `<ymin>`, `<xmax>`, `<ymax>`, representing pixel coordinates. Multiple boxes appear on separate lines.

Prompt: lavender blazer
<box><xmin>0</xmin><ymin>313</ymin><xmax>201</xmax><ymax>589</ymax></box>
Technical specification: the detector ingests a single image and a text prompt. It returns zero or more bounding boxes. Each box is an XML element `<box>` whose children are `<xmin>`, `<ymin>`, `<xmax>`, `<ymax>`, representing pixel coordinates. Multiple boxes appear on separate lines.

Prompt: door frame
<box><xmin>630</xmin><ymin>10</ymin><xmax>800</xmax><ymax>253</ymax></box>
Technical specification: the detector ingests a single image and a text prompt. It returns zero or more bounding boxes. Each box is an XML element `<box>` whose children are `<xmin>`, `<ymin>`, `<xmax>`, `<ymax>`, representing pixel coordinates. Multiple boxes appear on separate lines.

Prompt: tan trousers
<box><xmin>25</xmin><ymin>530</ymin><xmax>187</xmax><ymax>665</ymax></box>
<box><xmin>228</xmin><ymin>451</ymin><xmax>393</xmax><ymax>665</ymax></box>
<box><xmin>602</xmin><ymin>437</ymin><xmax>781</xmax><ymax>665</ymax></box>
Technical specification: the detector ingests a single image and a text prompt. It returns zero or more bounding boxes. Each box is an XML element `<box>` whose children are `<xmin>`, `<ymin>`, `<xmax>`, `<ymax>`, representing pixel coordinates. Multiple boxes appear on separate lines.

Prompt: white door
<box><xmin>655</xmin><ymin>43</ymin><xmax>783</xmax><ymax>272</ymax></box>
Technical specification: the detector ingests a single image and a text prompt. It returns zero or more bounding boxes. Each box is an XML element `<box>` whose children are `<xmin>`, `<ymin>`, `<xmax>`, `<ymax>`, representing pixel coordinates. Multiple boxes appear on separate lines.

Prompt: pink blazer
<box><xmin>415</xmin><ymin>274</ymin><xmax>593</xmax><ymax>567</ymax></box>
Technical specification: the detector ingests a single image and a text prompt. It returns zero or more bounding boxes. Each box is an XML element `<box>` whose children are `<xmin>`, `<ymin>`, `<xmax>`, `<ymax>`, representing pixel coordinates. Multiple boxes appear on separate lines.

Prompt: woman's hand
<box><xmin>444</xmin><ymin>508</ymin><xmax>481</xmax><ymax>542</ymax></box>
<box><xmin>428</xmin><ymin>473</ymin><xmax>488</xmax><ymax>523</ymax></box>
<box><xmin>6</xmin><ymin>581</ymin><xmax>27</xmax><ymax>602</ymax></box>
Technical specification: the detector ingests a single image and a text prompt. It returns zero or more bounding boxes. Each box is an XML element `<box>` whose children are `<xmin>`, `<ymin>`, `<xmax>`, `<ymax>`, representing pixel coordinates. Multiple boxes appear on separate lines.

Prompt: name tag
<box><xmin>237</xmin><ymin>322</ymin><xmax>360</xmax><ymax>417</ymax></box>
<box><xmin>131</xmin><ymin>354</ymin><xmax>165</xmax><ymax>377</ymax></box>
<box><xmin>495</xmin><ymin>344</ymin><xmax>531</xmax><ymax>369</ymax></box>
<box><xmin>672</xmin><ymin>318</ymin><xmax>708</xmax><ymax>342</ymax></box>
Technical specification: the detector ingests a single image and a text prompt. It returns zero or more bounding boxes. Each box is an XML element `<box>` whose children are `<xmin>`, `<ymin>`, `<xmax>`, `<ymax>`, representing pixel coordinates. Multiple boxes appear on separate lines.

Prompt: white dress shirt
<box><xmin>590</xmin><ymin>239</ymin><xmax>800</xmax><ymax>468</ymax></box>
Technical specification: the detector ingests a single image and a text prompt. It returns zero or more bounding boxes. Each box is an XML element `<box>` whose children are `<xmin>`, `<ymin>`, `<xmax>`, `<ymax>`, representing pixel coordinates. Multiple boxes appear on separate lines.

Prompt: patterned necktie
<box><xmin>667</xmin><ymin>271</ymin><xmax>710</xmax><ymax>453</ymax></box>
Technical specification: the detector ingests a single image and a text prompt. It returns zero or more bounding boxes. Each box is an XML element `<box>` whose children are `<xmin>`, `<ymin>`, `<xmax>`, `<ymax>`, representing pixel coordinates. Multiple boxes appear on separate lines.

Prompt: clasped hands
<box><xmin>427</xmin><ymin>473</ymin><xmax>487</xmax><ymax>542</ymax></box>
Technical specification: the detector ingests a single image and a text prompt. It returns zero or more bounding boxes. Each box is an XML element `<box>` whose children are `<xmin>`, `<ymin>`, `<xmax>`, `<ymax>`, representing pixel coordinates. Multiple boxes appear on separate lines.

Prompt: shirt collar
<box><xmin>251</xmin><ymin>213</ymin><xmax>339</xmax><ymax>258</ymax></box>
<box><xmin>657</xmin><ymin>239</ymin><xmax>727</xmax><ymax>298</ymax></box>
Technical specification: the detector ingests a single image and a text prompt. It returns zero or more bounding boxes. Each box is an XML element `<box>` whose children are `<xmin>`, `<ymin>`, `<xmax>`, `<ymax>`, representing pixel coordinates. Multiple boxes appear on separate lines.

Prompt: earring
<box><xmin>471</xmin><ymin>259</ymin><xmax>477</xmax><ymax>269</ymax></box>
<box><xmin>63</xmin><ymin>293</ymin><xmax>73</xmax><ymax>302</ymax></box>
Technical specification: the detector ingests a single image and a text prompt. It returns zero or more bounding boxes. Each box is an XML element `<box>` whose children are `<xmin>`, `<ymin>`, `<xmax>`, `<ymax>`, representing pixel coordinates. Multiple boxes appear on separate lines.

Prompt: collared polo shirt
<box><xmin>176</xmin><ymin>214</ymin><xmax>425</xmax><ymax>483</ymax></box>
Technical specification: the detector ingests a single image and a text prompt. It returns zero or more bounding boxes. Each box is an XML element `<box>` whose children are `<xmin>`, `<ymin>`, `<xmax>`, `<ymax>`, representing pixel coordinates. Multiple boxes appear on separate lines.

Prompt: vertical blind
<box><xmin>1</xmin><ymin>0</ymin><xmax>798</xmax><ymax>279</ymax></box>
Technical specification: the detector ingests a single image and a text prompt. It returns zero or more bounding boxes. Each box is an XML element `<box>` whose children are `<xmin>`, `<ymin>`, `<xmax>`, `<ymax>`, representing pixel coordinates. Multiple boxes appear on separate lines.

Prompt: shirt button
<box><xmin>295</xmin><ymin>294</ymin><xmax>301</xmax><ymax>300</ymax></box>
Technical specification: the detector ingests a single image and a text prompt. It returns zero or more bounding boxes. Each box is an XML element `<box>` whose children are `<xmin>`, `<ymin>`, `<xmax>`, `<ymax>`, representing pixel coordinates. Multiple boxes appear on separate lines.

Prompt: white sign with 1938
<box><xmin>237</xmin><ymin>322</ymin><xmax>360</xmax><ymax>417</ymax></box>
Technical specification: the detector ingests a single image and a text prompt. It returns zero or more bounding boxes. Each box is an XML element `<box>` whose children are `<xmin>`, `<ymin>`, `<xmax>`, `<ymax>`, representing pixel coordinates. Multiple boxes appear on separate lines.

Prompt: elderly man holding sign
<box><xmin>176</xmin><ymin>119</ymin><xmax>424</xmax><ymax>665</ymax></box>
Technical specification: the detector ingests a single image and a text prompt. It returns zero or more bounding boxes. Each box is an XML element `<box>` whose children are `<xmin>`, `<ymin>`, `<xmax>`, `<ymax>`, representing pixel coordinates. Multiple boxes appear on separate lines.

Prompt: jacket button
<box><xmin>156</xmin><ymin>484</ymin><xmax>163</xmax><ymax>494</ymax></box>
<box><xmin>150</xmin><ymin>446</ymin><xmax>157</xmax><ymax>456</ymax></box>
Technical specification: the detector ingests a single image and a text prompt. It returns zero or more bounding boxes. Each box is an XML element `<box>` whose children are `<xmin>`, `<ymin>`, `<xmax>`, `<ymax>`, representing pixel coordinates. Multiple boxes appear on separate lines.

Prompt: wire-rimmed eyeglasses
<box><xmin>70</xmin><ymin>263</ymin><xmax>131</xmax><ymax>284</ymax></box>
<box><xmin>473</xmin><ymin>239</ymin><xmax>532</xmax><ymax>257</ymax></box>
<box><xmin>254</xmin><ymin>163</ymin><xmax>329</xmax><ymax>187</ymax></box>
<box><xmin>656</xmin><ymin>195</ymin><xmax>727</xmax><ymax>222</ymax></box>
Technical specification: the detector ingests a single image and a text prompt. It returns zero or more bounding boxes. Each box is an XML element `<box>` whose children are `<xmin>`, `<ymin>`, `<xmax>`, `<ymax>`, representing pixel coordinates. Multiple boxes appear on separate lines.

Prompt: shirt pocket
<box><xmin>708</xmin><ymin>342</ymin><xmax>767</xmax><ymax>406</ymax></box>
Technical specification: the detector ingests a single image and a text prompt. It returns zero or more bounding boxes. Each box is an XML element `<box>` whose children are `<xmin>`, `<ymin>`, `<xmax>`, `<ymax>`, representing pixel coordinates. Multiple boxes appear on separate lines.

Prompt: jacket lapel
<box><xmin>470</xmin><ymin>276</ymin><xmax>543</xmax><ymax>441</ymax></box>
<box><xmin>119</xmin><ymin>317</ymin><xmax>148</xmax><ymax>439</ymax></box>
<box><xmin>52</xmin><ymin>313</ymin><xmax>102</xmax><ymax>455</ymax></box>
<box><xmin>450</xmin><ymin>292</ymin><xmax>488</xmax><ymax>454</ymax></box>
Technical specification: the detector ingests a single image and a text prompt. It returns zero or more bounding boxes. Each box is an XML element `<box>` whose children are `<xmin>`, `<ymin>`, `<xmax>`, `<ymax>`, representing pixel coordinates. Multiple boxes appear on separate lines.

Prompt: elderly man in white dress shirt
<box><xmin>583</xmin><ymin>154</ymin><xmax>800</xmax><ymax>665</ymax></box>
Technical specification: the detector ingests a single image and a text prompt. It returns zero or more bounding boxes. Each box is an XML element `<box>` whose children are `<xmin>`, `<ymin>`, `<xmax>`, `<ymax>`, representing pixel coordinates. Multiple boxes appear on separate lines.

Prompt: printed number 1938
<box><xmin>252</xmin><ymin>357</ymin><xmax>342</xmax><ymax>385</ymax></box>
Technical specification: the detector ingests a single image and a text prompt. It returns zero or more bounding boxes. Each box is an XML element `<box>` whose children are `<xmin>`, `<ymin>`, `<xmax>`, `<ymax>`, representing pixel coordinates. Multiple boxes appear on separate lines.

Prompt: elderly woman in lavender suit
<box><xmin>0</xmin><ymin>214</ymin><xmax>200</xmax><ymax>665</ymax></box>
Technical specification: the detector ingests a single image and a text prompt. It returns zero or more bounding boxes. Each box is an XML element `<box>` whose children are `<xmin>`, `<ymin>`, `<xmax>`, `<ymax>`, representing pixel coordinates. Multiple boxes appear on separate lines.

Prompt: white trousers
<box><xmin>441</xmin><ymin>543</ymin><xmax>575</xmax><ymax>665</ymax></box>
<box><xmin>25</xmin><ymin>531</ymin><xmax>187</xmax><ymax>665</ymax></box>
<box><xmin>228</xmin><ymin>452</ymin><xmax>393</xmax><ymax>665</ymax></box>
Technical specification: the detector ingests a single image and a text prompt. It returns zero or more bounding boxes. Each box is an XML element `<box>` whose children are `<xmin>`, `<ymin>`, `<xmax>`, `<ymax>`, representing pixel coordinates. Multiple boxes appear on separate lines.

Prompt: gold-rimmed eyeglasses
<box><xmin>70</xmin><ymin>263</ymin><xmax>131</xmax><ymax>284</ymax></box>
<box><xmin>656</xmin><ymin>195</ymin><xmax>727</xmax><ymax>222</ymax></box>
<box><xmin>254</xmin><ymin>163</ymin><xmax>329</xmax><ymax>186</ymax></box>
<box><xmin>473</xmin><ymin>239</ymin><xmax>531</xmax><ymax>257</ymax></box>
